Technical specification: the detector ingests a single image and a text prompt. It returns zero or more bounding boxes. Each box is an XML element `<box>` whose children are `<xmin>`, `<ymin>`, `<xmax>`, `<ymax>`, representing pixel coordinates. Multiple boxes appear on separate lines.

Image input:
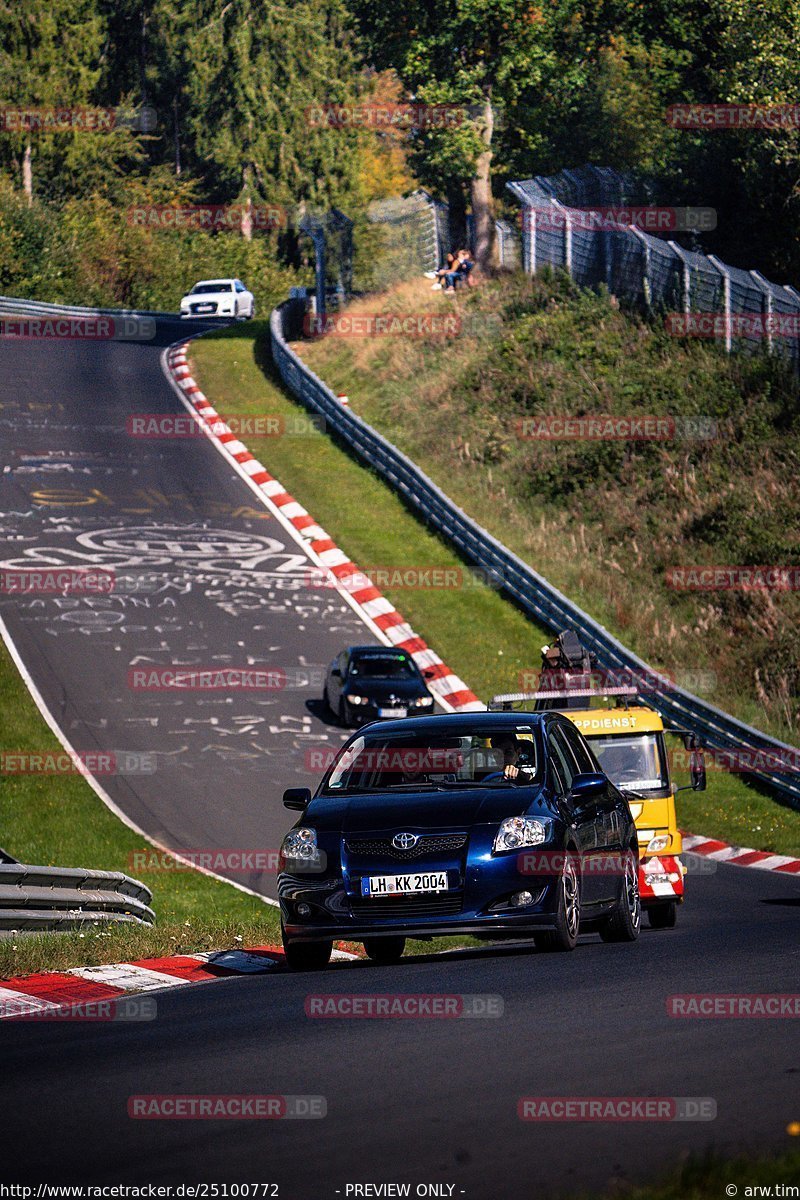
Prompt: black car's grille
<box><xmin>349</xmin><ymin>893</ymin><xmax>463</xmax><ymax>918</ymax></box>
<box><xmin>345</xmin><ymin>834</ymin><xmax>467</xmax><ymax>861</ymax></box>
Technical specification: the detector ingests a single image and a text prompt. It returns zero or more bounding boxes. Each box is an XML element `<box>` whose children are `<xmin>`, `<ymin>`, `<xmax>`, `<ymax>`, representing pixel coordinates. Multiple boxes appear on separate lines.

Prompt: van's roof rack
<box><xmin>489</xmin><ymin>686</ymin><xmax>639</xmax><ymax>711</ymax></box>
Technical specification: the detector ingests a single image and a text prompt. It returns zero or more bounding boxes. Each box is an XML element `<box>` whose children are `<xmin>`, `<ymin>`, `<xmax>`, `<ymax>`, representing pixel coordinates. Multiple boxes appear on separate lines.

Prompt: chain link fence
<box><xmin>508</xmin><ymin>165</ymin><xmax>800</xmax><ymax>372</ymax></box>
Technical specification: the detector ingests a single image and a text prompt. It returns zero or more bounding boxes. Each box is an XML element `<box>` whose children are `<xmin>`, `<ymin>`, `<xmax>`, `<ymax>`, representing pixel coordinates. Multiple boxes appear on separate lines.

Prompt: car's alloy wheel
<box><xmin>534</xmin><ymin>851</ymin><xmax>580</xmax><ymax>952</ymax></box>
<box><xmin>647</xmin><ymin>899</ymin><xmax>677</xmax><ymax>929</ymax></box>
<box><xmin>364</xmin><ymin>937</ymin><xmax>406</xmax><ymax>964</ymax></box>
<box><xmin>281</xmin><ymin>926</ymin><xmax>333</xmax><ymax>970</ymax></box>
<box><xmin>599</xmin><ymin>849</ymin><xmax>641</xmax><ymax>943</ymax></box>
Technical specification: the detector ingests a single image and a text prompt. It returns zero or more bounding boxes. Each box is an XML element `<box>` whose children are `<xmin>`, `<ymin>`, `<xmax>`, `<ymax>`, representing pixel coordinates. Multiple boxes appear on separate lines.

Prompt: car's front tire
<box><xmin>364</xmin><ymin>937</ymin><xmax>406</xmax><ymax>964</ymax></box>
<box><xmin>534</xmin><ymin>850</ymin><xmax>580</xmax><ymax>952</ymax></box>
<box><xmin>599</xmin><ymin>848</ymin><xmax>641</xmax><ymax>943</ymax></box>
<box><xmin>281</xmin><ymin>927</ymin><xmax>333</xmax><ymax>970</ymax></box>
<box><xmin>647</xmin><ymin>900</ymin><xmax>677</xmax><ymax>929</ymax></box>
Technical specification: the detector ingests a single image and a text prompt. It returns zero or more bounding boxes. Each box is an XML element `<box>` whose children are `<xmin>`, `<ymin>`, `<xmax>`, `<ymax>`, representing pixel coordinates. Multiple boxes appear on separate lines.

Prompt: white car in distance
<box><xmin>179</xmin><ymin>278</ymin><xmax>255</xmax><ymax>319</ymax></box>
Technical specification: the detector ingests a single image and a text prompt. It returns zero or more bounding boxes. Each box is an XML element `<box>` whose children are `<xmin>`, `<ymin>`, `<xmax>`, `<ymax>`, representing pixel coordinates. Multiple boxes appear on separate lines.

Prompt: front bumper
<box><xmin>639</xmin><ymin>855</ymin><xmax>684</xmax><ymax>904</ymax></box>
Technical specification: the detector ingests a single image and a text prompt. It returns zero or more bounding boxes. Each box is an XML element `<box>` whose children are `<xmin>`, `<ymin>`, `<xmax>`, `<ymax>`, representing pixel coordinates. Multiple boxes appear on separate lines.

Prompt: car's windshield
<box><xmin>322</xmin><ymin>727</ymin><xmax>540</xmax><ymax>793</ymax></box>
<box><xmin>590</xmin><ymin>733</ymin><xmax>667</xmax><ymax>791</ymax></box>
<box><xmin>348</xmin><ymin>654</ymin><xmax>417</xmax><ymax>680</ymax></box>
<box><xmin>191</xmin><ymin>282</ymin><xmax>232</xmax><ymax>294</ymax></box>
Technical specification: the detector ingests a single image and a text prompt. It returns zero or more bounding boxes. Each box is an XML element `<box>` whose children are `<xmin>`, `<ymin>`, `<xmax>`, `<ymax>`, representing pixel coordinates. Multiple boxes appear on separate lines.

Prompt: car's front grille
<box><xmin>349</xmin><ymin>893</ymin><xmax>463</xmax><ymax>918</ymax></box>
<box><xmin>345</xmin><ymin>834</ymin><xmax>467</xmax><ymax>861</ymax></box>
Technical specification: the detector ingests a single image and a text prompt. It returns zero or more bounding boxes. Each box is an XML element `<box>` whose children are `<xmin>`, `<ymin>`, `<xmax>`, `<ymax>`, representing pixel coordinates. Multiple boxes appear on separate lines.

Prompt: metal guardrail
<box><xmin>0</xmin><ymin>294</ymin><xmax>175</xmax><ymax>320</ymax></box>
<box><xmin>0</xmin><ymin>864</ymin><xmax>154</xmax><ymax>931</ymax></box>
<box><xmin>270</xmin><ymin>297</ymin><xmax>800</xmax><ymax>811</ymax></box>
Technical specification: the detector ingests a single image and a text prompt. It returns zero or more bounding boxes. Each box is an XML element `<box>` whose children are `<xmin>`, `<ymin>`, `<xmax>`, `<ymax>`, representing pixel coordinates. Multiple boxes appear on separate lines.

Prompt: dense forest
<box><xmin>1</xmin><ymin>0</ymin><xmax>798</xmax><ymax>305</ymax></box>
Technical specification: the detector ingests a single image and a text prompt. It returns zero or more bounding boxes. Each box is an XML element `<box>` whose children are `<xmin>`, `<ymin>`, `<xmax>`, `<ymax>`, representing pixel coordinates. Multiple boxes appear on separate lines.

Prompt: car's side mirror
<box><xmin>330</xmin><ymin>667</ymin><xmax>342</xmax><ymax>678</ymax></box>
<box><xmin>570</xmin><ymin>772</ymin><xmax>606</xmax><ymax>802</ymax></box>
<box><xmin>683</xmin><ymin>732</ymin><xmax>701</xmax><ymax>751</ymax></box>
<box><xmin>283</xmin><ymin>787</ymin><xmax>311</xmax><ymax>811</ymax></box>
<box><xmin>690</xmin><ymin>750</ymin><xmax>706</xmax><ymax>792</ymax></box>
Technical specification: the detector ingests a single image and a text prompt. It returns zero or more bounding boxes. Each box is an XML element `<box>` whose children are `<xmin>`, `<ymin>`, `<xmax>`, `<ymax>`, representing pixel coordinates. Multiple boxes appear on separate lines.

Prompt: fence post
<box><xmin>629</xmin><ymin>226</ymin><xmax>652</xmax><ymax>311</ymax></box>
<box><xmin>749</xmin><ymin>270</ymin><xmax>774</xmax><ymax>354</ymax></box>
<box><xmin>708</xmin><ymin>255</ymin><xmax>732</xmax><ymax>353</ymax></box>
<box><xmin>667</xmin><ymin>241</ymin><xmax>691</xmax><ymax>314</ymax></box>
<box><xmin>551</xmin><ymin>198</ymin><xmax>572</xmax><ymax>275</ymax></box>
<box><xmin>524</xmin><ymin>204</ymin><xmax>536</xmax><ymax>275</ymax></box>
<box><xmin>783</xmin><ymin>285</ymin><xmax>800</xmax><ymax>374</ymax></box>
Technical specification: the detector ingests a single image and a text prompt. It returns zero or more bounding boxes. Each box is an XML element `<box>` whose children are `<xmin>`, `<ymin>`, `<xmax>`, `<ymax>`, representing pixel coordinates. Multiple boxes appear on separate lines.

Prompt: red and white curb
<box><xmin>0</xmin><ymin>945</ymin><xmax>361</xmax><ymax>1019</ymax></box>
<box><xmin>164</xmin><ymin>343</ymin><xmax>482</xmax><ymax>713</ymax></box>
<box><xmin>682</xmin><ymin>833</ymin><xmax>800</xmax><ymax>875</ymax></box>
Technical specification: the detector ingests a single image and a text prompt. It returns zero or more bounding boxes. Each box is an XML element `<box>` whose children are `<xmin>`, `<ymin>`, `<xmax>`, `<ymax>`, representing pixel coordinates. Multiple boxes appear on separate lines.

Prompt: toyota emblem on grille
<box><xmin>392</xmin><ymin>832</ymin><xmax>419</xmax><ymax>851</ymax></box>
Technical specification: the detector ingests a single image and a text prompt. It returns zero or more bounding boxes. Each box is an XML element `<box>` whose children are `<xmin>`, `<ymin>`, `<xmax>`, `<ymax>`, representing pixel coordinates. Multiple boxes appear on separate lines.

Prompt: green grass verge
<box><xmin>0</xmin><ymin>635</ymin><xmax>279</xmax><ymax>981</ymax></box>
<box><xmin>190</xmin><ymin>322</ymin><xmax>800</xmax><ymax>857</ymax></box>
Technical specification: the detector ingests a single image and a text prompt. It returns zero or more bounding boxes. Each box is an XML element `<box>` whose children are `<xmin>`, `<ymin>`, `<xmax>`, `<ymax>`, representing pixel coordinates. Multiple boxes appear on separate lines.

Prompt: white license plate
<box><xmin>378</xmin><ymin>706</ymin><xmax>407</xmax><ymax>718</ymax></box>
<box><xmin>195</xmin><ymin>304</ymin><xmax>214</xmax><ymax>312</ymax></box>
<box><xmin>361</xmin><ymin>872</ymin><xmax>449</xmax><ymax>897</ymax></box>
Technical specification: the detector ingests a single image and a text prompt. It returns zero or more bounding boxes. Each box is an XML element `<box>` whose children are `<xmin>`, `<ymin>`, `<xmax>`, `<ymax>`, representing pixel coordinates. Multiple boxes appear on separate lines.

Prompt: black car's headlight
<box><xmin>346</xmin><ymin>694</ymin><xmax>369</xmax><ymax>706</ymax></box>
<box><xmin>493</xmin><ymin>817</ymin><xmax>547</xmax><ymax>854</ymax></box>
<box><xmin>281</xmin><ymin>827</ymin><xmax>323</xmax><ymax>870</ymax></box>
<box><xmin>410</xmin><ymin>696</ymin><xmax>434</xmax><ymax>707</ymax></box>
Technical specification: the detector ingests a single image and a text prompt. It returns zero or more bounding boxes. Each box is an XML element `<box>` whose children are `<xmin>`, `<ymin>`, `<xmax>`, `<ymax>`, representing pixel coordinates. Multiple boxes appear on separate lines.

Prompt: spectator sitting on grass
<box><xmin>427</xmin><ymin>253</ymin><xmax>457</xmax><ymax>291</ymax></box>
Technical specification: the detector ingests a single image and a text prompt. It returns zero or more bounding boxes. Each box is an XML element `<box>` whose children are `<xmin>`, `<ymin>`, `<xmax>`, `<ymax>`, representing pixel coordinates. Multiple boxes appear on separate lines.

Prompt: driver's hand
<box><xmin>503</xmin><ymin>764</ymin><xmax>519</xmax><ymax>780</ymax></box>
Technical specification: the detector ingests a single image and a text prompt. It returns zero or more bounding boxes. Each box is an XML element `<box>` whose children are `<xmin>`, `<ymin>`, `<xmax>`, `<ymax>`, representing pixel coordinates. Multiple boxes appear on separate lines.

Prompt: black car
<box><xmin>323</xmin><ymin>645</ymin><xmax>436</xmax><ymax>726</ymax></box>
<box><xmin>279</xmin><ymin>710</ymin><xmax>640</xmax><ymax>969</ymax></box>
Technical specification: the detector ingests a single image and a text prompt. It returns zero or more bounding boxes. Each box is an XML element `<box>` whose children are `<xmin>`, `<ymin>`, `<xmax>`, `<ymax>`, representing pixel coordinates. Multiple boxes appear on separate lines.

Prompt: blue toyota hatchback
<box><xmin>279</xmin><ymin>711</ymin><xmax>640</xmax><ymax>968</ymax></box>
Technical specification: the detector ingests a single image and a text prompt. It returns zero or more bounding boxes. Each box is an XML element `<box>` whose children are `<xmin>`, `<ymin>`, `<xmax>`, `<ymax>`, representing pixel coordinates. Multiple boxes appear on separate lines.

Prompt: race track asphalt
<box><xmin>0</xmin><ymin>314</ymin><xmax>797</xmax><ymax>1198</ymax></box>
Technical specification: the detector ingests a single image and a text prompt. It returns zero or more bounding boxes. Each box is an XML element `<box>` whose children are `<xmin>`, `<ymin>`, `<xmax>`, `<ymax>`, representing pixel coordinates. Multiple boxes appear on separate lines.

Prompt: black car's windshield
<box><xmin>192</xmin><ymin>282</ymin><xmax>232</xmax><ymax>294</ymax></box>
<box><xmin>348</xmin><ymin>654</ymin><xmax>417</xmax><ymax>680</ymax></box>
<box><xmin>322</xmin><ymin>727</ymin><xmax>540</xmax><ymax>794</ymax></box>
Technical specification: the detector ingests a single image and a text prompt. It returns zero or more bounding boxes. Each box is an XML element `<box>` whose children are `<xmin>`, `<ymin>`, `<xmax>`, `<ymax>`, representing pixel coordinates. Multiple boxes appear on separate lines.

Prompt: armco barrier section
<box><xmin>0</xmin><ymin>863</ymin><xmax>154</xmax><ymax>931</ymax></box>
<box><xmin>271</xmin><ymin>297</ymin><xmax>800</xmax><ymax>810</ymax></box>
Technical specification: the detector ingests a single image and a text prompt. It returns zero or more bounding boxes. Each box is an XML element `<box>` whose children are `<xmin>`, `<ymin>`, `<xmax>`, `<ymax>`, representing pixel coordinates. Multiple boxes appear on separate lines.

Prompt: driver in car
<box><xmin>487</xmin><ymin>734</ymin><xmax>536</xmax><ymax>784</ymax></box>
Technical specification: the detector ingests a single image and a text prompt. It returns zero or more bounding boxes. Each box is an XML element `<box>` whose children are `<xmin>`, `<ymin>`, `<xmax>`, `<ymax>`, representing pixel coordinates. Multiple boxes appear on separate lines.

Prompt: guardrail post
<box><xmin>749</xmin><ymin>270</ymin><xmax>774</xmax><ymax>354</ymax></box>
<box><xmin>708</xmin><ymin>254</ymin><xmax>732</xmax><ymax>353</ymax></box>
<box><xmin>783</xmin><ymin>285</ymin><xmax>800</xmax><ymax>373</ymax></box>
<box><xmin>523</xmin><ymin>204</ymin><xmax>536</xmax><ymax>275</ymax></box>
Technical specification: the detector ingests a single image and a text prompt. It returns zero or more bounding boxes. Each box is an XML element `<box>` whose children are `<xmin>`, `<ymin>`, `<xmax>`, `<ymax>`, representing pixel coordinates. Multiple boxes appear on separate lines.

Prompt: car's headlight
<box><xmin>646</xmin><ymin>834</ymin><xmax>670</xmax><ymax>854</ymax></box>
<box><xmin>411</xmin><ymin>696</ymin><xmax>434</xmax><ymax>707</ymax></box>
<box><xmin>347</xmin><ymin>694</ymin><xmax>369</xmax><ymax>706</ymax></box>
<box><xmin>281</xmin><ymin>827</ymin><xmax>323</xmax><ymax>870</ymax></box>
<box><xmin>493</xmin><ymin>816</ymin><xmax>547</xmax><ymax>854</ymax></box>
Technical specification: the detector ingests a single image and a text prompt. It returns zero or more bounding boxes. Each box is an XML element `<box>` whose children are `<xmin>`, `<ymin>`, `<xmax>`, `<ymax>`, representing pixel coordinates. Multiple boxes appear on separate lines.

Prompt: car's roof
<box><xmin>346</xmin><ymin>645</ymin><xmax>413</xmax><ymax>657</ymax></box>
<box><xmin>354</xmin><ymin>711</ymin><xmax>550</xmax><ymax>735</ymax></box>
<box><xmin>192</xmin><ymin>278</ymin><xmax>235</xmax><ymax>286</ymax></box>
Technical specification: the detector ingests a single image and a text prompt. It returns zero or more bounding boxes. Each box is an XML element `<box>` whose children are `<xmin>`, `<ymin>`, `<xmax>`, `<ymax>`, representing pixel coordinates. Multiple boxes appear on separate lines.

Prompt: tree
<box><xmin>183</xmin><ymin>0</ymin><xmax>365</xmax><ymax>236</ymax></box>
<box><xmin>351</xmin><ymin>0</ymin><xmax>565</xmax><ymax>269</ymax></box>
